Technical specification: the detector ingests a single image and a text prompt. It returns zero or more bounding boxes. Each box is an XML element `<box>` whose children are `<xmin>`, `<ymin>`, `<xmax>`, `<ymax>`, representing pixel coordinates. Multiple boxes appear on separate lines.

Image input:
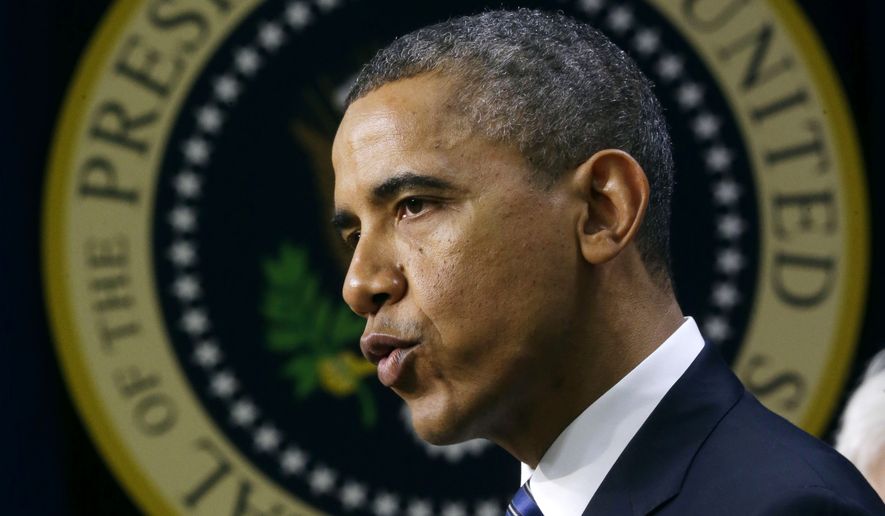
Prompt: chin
<box><xmin>406</xmin><ymin>397</ymin><xmax>478</xmax><ymax>446</ymax></box>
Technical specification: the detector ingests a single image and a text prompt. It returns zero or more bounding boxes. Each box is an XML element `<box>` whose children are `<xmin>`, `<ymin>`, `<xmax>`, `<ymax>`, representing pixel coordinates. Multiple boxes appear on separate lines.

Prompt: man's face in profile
<box><xmin>332</xmin><ymin>74</ymin><xmax>582</xmax><ymax>444</ymax></box>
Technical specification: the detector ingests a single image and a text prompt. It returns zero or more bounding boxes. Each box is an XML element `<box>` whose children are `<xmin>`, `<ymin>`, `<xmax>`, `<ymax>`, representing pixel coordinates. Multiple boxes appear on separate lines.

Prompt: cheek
<box><xmin>406</xmin><ymin>234</ymin><xmax>473</xmax><ymax>324</ymax></box>
<box><xmin>406</xmin><ymin>206</ymin><xmax>576</xmax><ymax>349</ymax></box>
<box><xmin>410</xmin><ymin>225</ymin><xmax>506</xmax><ymax>328</ymax></box>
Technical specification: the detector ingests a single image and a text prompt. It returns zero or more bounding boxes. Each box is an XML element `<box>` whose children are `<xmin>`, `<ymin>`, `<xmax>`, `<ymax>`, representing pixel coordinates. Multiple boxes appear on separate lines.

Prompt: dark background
<box><xmin>2</xmin><ymin>1</ymin><xmax>882</xmax><ymax>514</ymax></box>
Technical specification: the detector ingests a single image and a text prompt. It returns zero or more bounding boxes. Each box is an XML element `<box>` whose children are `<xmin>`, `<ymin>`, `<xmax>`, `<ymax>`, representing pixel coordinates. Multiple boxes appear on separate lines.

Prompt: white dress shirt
<box><xmin>519</xmin><ymin>317</ymin><xmax>705</xmax><ymax>516</ymax></box>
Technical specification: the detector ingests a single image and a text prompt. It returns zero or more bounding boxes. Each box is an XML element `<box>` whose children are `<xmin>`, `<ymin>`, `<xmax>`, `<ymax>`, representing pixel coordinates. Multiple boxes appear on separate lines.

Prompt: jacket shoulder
<box><xmin>669</xmin><ymin>392</ymin><xmax>885</xmax><ymax>514</ymax></box>
<box><xmin>757</xmin><ymin>485</ymin><xmax>883</xmax><ymax>516</ymax></box>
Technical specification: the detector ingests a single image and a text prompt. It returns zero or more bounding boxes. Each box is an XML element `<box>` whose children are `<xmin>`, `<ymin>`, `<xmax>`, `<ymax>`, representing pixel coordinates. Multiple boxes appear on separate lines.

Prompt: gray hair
<box><xmin>346</xmin><ymin>8</ymin><xmax>675</xmax><ymax>281</ymax></box>
<box><xmin>835</xmin><ymin>349</ymin><xmax>885</xmax><ymax>478</ymax></box>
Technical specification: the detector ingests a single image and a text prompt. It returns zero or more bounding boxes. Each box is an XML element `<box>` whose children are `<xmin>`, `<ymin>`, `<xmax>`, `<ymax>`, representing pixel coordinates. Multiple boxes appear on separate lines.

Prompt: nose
<box><xmin>342</xmin><ymin>237</ymin><xmax>407</xmax><ymax>317</ymax></box>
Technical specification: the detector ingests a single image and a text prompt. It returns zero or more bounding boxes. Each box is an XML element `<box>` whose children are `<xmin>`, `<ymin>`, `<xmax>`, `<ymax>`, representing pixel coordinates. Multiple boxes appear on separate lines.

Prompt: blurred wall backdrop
<box><xmin>3</xmin><ymin>0</ymin><xmax>883</xmax><ymax>514</ymax></box>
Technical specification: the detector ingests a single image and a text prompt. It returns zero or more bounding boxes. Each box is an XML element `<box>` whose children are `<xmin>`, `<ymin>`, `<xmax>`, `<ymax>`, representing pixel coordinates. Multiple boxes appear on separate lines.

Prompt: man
<box><xmin>837</xmin><ymin>350</ymin><xmax>885</xmax><ymax>501</ymax></box>
<box><xmin>330</xmin><ymin>9</ymin><xmax>885</xmax><ymax>515</ymax></box>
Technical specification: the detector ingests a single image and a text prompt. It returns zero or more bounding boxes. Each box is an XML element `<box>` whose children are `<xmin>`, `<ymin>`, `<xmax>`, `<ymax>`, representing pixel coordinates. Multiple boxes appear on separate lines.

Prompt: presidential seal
<box><xmin>44</xmin><ymin>1</ymin><xmax>868</xmax><ymax>514</ymax></box>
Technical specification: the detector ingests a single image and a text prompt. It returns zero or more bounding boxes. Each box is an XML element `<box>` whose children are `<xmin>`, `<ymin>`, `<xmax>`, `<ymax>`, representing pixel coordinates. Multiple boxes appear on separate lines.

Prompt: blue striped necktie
<box><xmin>508</xmin><ymin>481</ymin><xmax>543</xmax><ymax>516</ymax></box>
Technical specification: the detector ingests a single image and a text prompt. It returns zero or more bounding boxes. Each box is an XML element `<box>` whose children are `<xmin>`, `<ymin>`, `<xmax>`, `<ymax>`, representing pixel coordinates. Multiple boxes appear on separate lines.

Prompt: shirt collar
<box><xmin>520</xmin><ymin>317</ymin><xmax>704</xmax><ymax>516</ymax></box>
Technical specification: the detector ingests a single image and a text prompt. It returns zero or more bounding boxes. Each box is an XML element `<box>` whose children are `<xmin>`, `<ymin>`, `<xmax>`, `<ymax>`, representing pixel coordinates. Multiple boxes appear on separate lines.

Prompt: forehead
<box><xmin>332</xmin><ymin>76</ymin><xmax>472</xmax><ymax>191</ymax></box>
<box><xmin>337</xmin><ymin>74</ymin><xmax>466</xmax><ymax>145</ymax></box>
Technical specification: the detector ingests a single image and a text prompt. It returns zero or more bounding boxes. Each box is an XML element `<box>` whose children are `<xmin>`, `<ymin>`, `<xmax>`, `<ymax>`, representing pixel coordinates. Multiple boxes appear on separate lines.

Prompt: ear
<box><xmin>572</xmin><ymin>149</ymin><xmax>650</xmax><ymax>265</ymax></box>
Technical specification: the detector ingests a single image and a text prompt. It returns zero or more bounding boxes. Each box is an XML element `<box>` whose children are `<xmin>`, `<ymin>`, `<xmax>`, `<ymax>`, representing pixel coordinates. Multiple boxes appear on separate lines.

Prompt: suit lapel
<box><xmin>582</xmin><ymin>344</ymin><xmax>745</xmax><ymax>516</ymax></box>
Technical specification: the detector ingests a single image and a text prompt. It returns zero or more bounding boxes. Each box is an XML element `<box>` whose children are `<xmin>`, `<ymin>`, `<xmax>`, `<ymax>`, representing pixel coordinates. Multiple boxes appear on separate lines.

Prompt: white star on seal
<box><xmin>173</xmin><ymin>171</ymin><xmax>202</xmax><ymax>198</ymax></box>
<box><xmin>717</xmin><ymin>214</ymin><xmax>746</xmax><ymax>240</ymax></box>
<box><xmin>339</xmin><ymin>481</ymin><xmax>368</xmax><ymax>510</ymax></box>
<box><xmin>195</xmin><ymin>105</ymin><xmax>223</xmax><ymax>133</ymax></box>
<box><xmin>406</xmin><ymin>499</ymin><xmax>433</xmax><ymax>516</ymax></box>
<box><xmin>578</xmin><ymin>0</ymin><xmax>605</xmax><ymax>15</ymax></box>
<box><xmin>182</xmin><ymin>137</ymin><xmax>211</xmax><ymax>165</ymax></box>
<box><xmin>676</xmin><ymin>82</ymin><xmax>704</xmax><ymax>109</ymax></box>
<box><xmin>692</xmin><ymin>112</ymin><xmax>721</xmax><ymax>140</ymax></box>
<box><xmin>705</xmin><ymin>145</ymin><xmax>733</xmax><ymax>172</ymax></box>
<box><xmin>213</xmin><ymin>75</ymin><xmax>241</xmax><ymax>103</ymax></box>
<box><xmin>655</xmin><ymin>54</ymin><xmax>684</xmax><ymax>81</ymax></box>
<box><xmin>254</xmin><ymin>424</ymin><xmax>281</xmax><ymax>451</ymax></box>
<box><xmin>632</xmin><ymin>28</ymin><xmax>660</xmax><ymax>56</ymax></box>
<box><xmin>713</xmin><ymin>179</ymin><xmax>742</xmax><ymax>205</ymax></box>
<box><xmin>373</xmin><ymin>492</ymin><xmax>399</xmax><ymax>516</ymax></box>
<box><xmin>441</xmin><ymin>501</ymin><xmax>467</xmax><ymax>516</ymax></box>
<box><xmin>475</xmin><ymin>500</ymin><xmax>502</xmax><ymax>516</ymax></box>
<box><xmin>606</xmin><ymin>7</ymin><xmax>634</xmax><ymax>33</ymax></box>
<box><xmin>172</xmin><ymin>275</ymin><xmax>201</xmax><ymax>301</ymax></box>
<box><xmin>281</xmin><ymin>447</ymin><xmax>309</xmax><ymax>474</ymax></box>
<box><xmin>704</xmin><ymin>316</ymin><xmax>731</xmax><ymax>342</ymax></box>
<box><xmin>168</xmin><ymin>239</ymin><xmax>197</xmax><ymax>267</ymax></box>
<box><xmin>712</xmin><ymin>283</ymin><xmax>741</xmax><ymax>309</ymax></box>
<box><xmin>182</xmin><ymin>307</ymin><xmax>210</xmax><ymax>335</ymax></box>
<box><xmin>168</xmin><ymin>206</ymin><xmax>197</xmax><ymax>232</ymax></box>
<box><xmin>230</xmin><ymin>399</ymin><xmax>259</xmax><ymax>426</ymax></box>
<box><xmin>210</xmin><ymin>370</ymin><xmax>238</xmax><ymax>398</ymax></box>
<box><xmin>309</xmin><ymin>465</ymin><xmax>337</xmax><ymax>494</ymax></box>
<box><xmin>234</xmin><ymin>47</ymin><xmax>262</xmax><ymax>76</ymax></box>
<box><xmin>316</xmin><ymin>0</ymin><xmax>339</xmax><ymax>12</ymax></box>
<box><xmin>285</xmin><ymin>1</ymin><xmax>312</xmax><ymax>29</ymax></box>
<box><xmin>193</xmin><ymin>340</ymin><xmax>222</xmax><ymax>367</ymax></box>
<box><xmin>716</xmin><ymin>248</ymin><xmax>746</xmax><ymax>274</ymax></box>
<box><xmin>258</xmin><ymin>22</ymin><xmax>285</xmax><ymax>50</ymax></box>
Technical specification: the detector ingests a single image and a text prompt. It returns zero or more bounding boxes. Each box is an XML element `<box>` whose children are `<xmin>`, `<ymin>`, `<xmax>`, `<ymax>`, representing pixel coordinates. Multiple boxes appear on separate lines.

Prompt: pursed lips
<box><xmin>360</xmin><ymin>333</ymin><xmax>420</xmax><ymax>364</ymax></box>
<box><xmin>360</xmin><ymin>333</ymin><xmax>421</xmax><ymax>387</ymax></box>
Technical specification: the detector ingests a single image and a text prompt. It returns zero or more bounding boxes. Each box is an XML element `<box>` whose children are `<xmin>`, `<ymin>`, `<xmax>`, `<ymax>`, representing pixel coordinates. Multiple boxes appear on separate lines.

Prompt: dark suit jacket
<box><xmin>583</xmin><ymin>344</ymin><xmax>885</xmax><ymax>515</ymax></box>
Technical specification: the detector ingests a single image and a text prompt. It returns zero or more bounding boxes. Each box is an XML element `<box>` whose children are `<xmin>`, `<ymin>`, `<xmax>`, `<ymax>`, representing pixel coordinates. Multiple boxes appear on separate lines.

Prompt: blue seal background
<box><xmin>2</xmin><ymin>1</ymin><xmax>884</xmax><ymax>514</ymax></box>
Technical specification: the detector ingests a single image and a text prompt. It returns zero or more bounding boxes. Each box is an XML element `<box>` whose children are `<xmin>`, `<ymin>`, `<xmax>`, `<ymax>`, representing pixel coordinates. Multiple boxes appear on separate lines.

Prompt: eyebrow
<box><xmin>331</xmin><ymin>171</ymin><xmax>459</xmax><ymax>232</ymax></box>
<box><xmin>371</xmin><ymin>171</ymin><xmax>457</xmax><ymax>201</ymax></box>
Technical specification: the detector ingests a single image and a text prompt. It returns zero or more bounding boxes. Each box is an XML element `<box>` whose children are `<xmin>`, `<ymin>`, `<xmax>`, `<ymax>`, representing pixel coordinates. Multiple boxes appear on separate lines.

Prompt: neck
<box><xmin>491</xmin><ymin>255</ymin><xmax>684</xmax><ymax>468</ymax></box>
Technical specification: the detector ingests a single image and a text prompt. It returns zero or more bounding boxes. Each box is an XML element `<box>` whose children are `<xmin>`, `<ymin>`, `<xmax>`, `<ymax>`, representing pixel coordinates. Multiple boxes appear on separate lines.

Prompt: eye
<box><xmin>397</xmin><ymin>197</ymin><xmax>428</xmax><ymax>219</ymax></box>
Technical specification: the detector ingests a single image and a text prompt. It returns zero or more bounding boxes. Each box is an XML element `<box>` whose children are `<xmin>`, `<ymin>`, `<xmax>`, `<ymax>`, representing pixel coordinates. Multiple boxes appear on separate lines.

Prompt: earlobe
<box><xmin>573</xmin><ymin>149</ymin><xmax>650</xmax><ymax>265</ymax></box>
